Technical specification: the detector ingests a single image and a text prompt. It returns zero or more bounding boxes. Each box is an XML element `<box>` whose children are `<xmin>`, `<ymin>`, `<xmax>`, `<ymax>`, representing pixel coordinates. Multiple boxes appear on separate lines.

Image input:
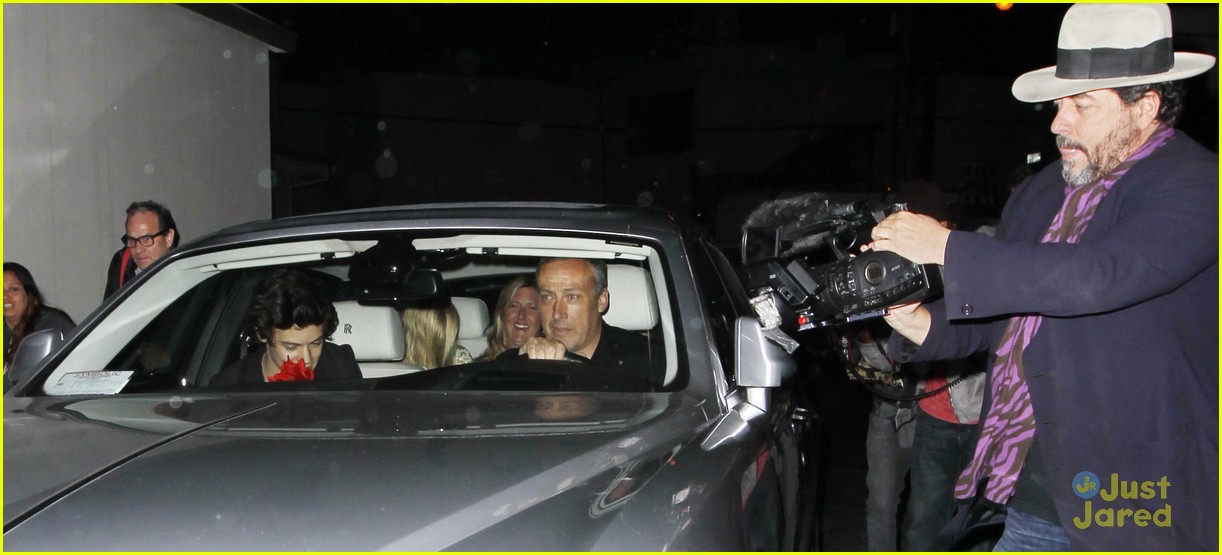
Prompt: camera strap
<box><xmin>860</xmin><ymin>372</ymin><xmax>966</xmax><ymax>404</ymax></box>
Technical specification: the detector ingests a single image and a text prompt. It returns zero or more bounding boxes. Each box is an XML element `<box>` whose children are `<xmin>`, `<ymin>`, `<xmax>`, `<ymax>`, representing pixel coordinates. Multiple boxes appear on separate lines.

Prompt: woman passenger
<box><xmin>477</xmin><ymin>275</ymin><xmax>541</xmax><ymax>361</ymax></box>
<box><xmin>402</xmin><ymin>303</ymin><xmax>471</xmax><ymax>369</ymax></box>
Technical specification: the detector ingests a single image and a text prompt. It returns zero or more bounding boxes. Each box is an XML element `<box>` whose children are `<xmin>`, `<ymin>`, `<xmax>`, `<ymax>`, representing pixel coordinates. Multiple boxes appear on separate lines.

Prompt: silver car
<box><xmin>4</xmin><ymin>203</ymin><xmax>818</xmax><ymax>550</ymax></box>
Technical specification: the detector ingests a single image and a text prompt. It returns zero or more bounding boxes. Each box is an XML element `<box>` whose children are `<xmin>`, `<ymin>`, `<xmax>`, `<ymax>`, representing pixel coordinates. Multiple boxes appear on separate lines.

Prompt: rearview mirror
<box><xmin>354</xmin><ymin>267</ymin><xmax>449</xmax><ymax>305</ymax></box>
<box><xmin>348</xmin><ymin>240</ymin><xmax>449</xmax><ymax>305</ymax></box>
<box><xmin>6</xmin><ymin>328</ymin><xmax>65</xmax><ymax>393</ymax></box>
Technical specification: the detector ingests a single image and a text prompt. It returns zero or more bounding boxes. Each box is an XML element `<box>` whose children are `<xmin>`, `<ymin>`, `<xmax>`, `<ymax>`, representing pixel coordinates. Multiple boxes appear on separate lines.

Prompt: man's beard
<box><xmin>1058</xmin><ymin>115</ymin><xmax>1143</xmax><ymax>187</ymax></box>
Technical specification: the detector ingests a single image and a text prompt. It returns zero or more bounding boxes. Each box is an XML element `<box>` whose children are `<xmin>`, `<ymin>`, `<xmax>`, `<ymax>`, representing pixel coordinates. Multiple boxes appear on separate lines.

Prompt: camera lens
<box><xmin>864</xmin><ymin>260</ymin><xmax>885</xmax><ymax>285</ymax></box>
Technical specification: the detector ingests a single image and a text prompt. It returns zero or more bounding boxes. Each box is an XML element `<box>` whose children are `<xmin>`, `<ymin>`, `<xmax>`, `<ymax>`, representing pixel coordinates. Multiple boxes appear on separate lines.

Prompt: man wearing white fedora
<box><xmin>866</xmin><ymin>3</ymin><xmax>1216</xmax><ymax>551</ymax></box>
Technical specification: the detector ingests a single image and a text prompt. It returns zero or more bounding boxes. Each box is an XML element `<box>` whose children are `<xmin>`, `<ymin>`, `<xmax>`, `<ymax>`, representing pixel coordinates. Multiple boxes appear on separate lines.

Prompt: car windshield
<box><xmin>37</xmin><ymin>231</ymin><xmax>681</xmax><ymax>396</ymax></box>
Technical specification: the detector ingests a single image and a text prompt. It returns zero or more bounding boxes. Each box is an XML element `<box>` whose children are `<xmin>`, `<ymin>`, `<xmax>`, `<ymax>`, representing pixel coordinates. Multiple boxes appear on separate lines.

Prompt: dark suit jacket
<box><xmin>893</xmin><ymin>133</ymin><xmax>1217</xmax><ymax>550</ymax></box>
<box><xmin>589</xmin><ymin>322</ymin><xmax>664</xmax><ymax>386</ymax></box>
<box><xmin>103</xmin><ymin>248</ymin><xmax>136</xmax><ymax>301</ymax></box>
<box><xmin>211</xmin><ymin>343</ymin><xmax>362</xmax><ymax>385</ymax></box>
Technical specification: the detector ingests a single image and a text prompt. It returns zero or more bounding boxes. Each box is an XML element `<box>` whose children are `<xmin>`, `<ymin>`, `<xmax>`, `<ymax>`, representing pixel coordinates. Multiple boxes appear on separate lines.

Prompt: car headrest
<box><xmin>603</xmin><ymin>264</ymin><xmax>659</xmax><ymax>331</ymax></box>
<box><xmin>331</xmin><ymin>301</ymin><xmax>406</xmax><ymax>361</ymax></box>
<box><xmin>452</xmin><ymin>296</ymin><xmax>491</xmax><ymax>358</ymax></box>
<box><xmin>452</xmin><ymin>297</ymin><xmax>490</xmax><ymax>340</ymax></box>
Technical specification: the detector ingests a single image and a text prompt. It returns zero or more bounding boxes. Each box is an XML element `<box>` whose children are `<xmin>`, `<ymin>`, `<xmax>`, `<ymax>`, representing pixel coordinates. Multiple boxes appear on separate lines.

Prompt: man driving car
<box><xmin>517</xmin><ymin>258</ymin><xmax>661</xmax><ymax>385</ymax></box>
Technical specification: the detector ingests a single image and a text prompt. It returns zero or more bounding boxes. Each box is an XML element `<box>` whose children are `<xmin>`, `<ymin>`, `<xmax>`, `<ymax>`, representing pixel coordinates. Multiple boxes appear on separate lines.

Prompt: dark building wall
<box><xmin>275</xmin><ymin>73</ymin><xmax>605</xmax><ymax>210</ymax></box>
<box><xmin>270</xmin><ymin>34</ymin><xmax>905</xmax><ymax>223</ymax></box>
<box><xmin>267</xmin><ymin>5</ymin><xmax>1216</xmax><ymax>243</ymax></box>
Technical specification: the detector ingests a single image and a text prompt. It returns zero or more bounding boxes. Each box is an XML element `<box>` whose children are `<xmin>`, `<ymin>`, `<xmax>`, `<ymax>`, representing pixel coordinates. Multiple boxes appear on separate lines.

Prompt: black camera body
<box><xmin>746</xmin><ymin>252</ymin><xmax>942</xmax><ymax>330</ymax></box>
<box><xmin>742</xmin><ymin>196</ymin><xmax>943</xmax><ymax>331</ymax></box>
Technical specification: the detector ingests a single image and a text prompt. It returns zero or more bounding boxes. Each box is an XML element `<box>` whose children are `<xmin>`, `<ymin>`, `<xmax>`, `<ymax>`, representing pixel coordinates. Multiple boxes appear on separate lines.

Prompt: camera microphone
<box><xmin>743</xmin><ymin>192</ymin><xmax>833</xmax><ymax>229</ymax></box>
<box><xmin>744</xmin><ymin>193</ymin><xmax>886</xmax><ymax>262</ymax></box>
<box><xmin>743</xmin><ymin>193</ymin><xmax>844</xmax><ymax>260</ymax></box>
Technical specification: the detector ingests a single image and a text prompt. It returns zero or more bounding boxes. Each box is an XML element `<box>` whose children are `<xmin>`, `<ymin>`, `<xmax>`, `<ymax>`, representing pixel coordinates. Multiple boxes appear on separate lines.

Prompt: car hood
<box><xmin>4</xmin><ymin>389</ymin><xmax>713</xmax><ymax>550</ymax></box>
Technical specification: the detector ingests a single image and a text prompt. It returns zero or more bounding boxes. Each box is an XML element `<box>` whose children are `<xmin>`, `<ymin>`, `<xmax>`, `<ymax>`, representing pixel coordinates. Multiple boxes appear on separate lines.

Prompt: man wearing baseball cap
<box><xmin>867</xmin><ymin>4</ymin><xmax>1216</xmax><ymax>550</ymax></box>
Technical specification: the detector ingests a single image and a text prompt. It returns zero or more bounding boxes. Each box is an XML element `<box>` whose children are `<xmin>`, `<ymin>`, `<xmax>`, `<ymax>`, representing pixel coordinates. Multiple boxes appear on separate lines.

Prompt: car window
<box><xmin>104</xmin><ymin>273</ymin><xmax>229</xmax><ymax>393</ymax></box>
<box><xmin>703</xmin><ymin>241</ymin><xmax>753</xmax><ymax>314</ymax></box>
<box><xmin>38</xmin><ymin>232</ymin><xmax>678</xmax><ymax>396</ymax></box>
<box><xmin>688</xmin><ymin>240</ymin><xmax>739</xmax><ymax>384</ymax></box>
<box><xmin>694</xmin><ymin>238</ymin><xmax>757</xmax><ymax>385</ymax></box>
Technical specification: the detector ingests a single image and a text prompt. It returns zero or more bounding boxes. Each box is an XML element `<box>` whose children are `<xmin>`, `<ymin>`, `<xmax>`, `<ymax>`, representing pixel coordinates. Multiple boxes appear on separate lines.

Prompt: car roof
<box><xmin>190</xmin><ymin>203</ymin><xmax>684</xmax><ymax>250</ymax></box>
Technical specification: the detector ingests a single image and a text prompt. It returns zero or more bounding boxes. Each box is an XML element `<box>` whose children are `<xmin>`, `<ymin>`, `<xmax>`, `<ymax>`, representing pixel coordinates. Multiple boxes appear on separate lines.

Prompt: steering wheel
<box><xmin>517</xmin><ymin>351</ymin><xmax>591</xmax><ymax>363</ymax></box>
<box><xmin>562</xmin><ymin>352</ymin><xmax>592</xmax><ymax>364</ymax></box>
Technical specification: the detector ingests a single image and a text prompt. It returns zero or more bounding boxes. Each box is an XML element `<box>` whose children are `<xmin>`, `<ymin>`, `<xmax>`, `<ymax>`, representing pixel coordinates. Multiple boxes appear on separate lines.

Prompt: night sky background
<box><xmin>240</xmin><ymin>3</ymin><xmax>1218</xmax><ymax>242</ymax></box>
<box><xmin>246</xmin><ymin>4</ymin><xmax>1064</xmax><ymax>81</ymax></box>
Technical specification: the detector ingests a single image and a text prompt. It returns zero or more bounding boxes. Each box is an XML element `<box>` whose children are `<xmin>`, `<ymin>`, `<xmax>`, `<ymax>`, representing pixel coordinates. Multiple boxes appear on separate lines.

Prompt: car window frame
<box><xmin>28</xmin><ymin>231</ymin><xmax>688</xmax><ymax>397</ymax></box>
<box><xmin>687</xmin><ymin>237</ymin><xmax>755</xmax><ymax>387</ymax></box>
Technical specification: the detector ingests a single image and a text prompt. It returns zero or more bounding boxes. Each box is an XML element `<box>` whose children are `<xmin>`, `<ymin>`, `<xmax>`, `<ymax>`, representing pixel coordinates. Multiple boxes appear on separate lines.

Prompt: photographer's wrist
<box><xmin>884</xmin><ymin>305</ymin><xmax>930</xmax><ymax>346</ymax></box>
<box><xmin>933</xmin><ymin>228</ymin><xmax>952</xmax><ymax>266</ymax></box>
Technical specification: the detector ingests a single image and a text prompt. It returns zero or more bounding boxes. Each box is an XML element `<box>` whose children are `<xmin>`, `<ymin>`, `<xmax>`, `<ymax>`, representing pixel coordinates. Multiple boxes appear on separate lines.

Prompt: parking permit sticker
<box><xmin>49</xmin><ymin>371</ymin><xmax>134</xmax><ymax>395</ymax></box>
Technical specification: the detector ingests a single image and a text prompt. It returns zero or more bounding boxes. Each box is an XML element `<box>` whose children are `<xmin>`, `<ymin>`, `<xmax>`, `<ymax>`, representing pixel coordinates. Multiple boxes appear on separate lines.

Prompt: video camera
<box><xmin>741</xmin><ymin>193</ymin><xmax>943</xmax><ymax>334</ymax></box>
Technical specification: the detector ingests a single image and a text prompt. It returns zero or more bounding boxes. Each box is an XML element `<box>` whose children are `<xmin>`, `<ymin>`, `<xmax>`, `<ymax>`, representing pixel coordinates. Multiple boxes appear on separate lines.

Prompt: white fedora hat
<box><xmin>1012</xmin><ymin>3</ymin><xmax>1215</xmax><ymax>103</ymax></box>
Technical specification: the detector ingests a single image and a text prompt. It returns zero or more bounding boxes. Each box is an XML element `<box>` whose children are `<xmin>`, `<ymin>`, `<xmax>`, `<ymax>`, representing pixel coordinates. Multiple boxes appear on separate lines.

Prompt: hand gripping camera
<box><xmin>741</xmin><ymin>193</ymin><xmax>943</xmax><ymax>334</ymax></box>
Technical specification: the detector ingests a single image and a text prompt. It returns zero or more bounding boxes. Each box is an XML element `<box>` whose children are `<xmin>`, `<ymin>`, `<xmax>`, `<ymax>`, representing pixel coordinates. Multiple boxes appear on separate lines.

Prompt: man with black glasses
<box><xmin>103</xmin><ymin>200</ymin><xmax>180</xmax><ymax>300</ymax></box>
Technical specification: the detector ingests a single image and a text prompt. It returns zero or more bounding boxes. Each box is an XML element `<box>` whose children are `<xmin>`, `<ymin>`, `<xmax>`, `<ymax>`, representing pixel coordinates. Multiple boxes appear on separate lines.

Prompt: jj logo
<box><xmin>1073</xmin><ymin>471</ymin><xmax>1101</xmax><ymax>499</ymax></box>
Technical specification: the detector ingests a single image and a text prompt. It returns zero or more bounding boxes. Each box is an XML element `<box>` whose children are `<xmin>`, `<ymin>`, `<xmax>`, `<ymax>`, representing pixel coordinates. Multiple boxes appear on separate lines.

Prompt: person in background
<box><xmin>477</xmin><ymin>275</ymin><xmax>541</xmax><ymax>361</ymax></box>
<box><xmin>4</xmin><ymin>262</ymin><xmax>75</xmax><ymax>369</ymax></box>
<box><xmin>402</xmin><ymin>303</ymin><xmax>471</xmax><ymax>369</ymax></box>
<box><xmin>212</xmin><ymin>269</ymin><xmax>360</xmax><ymax>384</ymax></box>
<box><xmin>849</xmin><ymin>322</ymin><xmax>915</xmax><ymax>552</ymax></box>
<box><xmin>104</xmin><ymin>200</ymin><xmax>180</xmax><ymax>300</ymax></box>
<box><xmin>883</xmin><ymin>181</ymin><xmax>995</xmax><ymax>551</ymax></box>
<box><xmin>845</xmin><ymin>179</ymin><xmax>991</xmax><ymax>552</ymax></box>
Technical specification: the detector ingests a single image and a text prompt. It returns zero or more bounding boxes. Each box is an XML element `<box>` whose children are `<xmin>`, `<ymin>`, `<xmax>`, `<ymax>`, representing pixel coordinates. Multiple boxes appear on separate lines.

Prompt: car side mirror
<box><xmin>6</xmin><ymin>328</ymin><xmax>65</xmax><ymax>393</ymax></box>
<box><xmin>701</xmin><ymin>317</ymin><xmax>798</xmax><ymax>451</ymax></box>
<box><xmin>734</xmin><ymin>316</ymin><xmax>796</xmax><ymax>387</ymax></box>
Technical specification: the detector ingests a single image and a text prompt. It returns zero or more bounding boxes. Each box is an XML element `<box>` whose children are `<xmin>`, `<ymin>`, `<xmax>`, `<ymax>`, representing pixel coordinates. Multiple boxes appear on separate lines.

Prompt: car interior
<box><xmin>35</xmin><ymin>231</ymin><xmax>682</xmax><ymax>396</ymax></box>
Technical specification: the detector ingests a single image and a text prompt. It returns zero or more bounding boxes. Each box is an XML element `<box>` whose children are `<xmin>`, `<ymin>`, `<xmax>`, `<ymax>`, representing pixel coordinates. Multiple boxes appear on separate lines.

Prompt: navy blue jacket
<box><xmin>895</xmin><ymin>132</ymin><xmax>1217</xmax><ymax>549</ymax></box>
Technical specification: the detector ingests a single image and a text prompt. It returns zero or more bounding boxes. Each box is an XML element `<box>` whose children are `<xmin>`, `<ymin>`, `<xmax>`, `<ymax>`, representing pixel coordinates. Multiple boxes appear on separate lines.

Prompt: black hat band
<box><xmin>1055</xmin><ymin>37</ymin><xmax>1173</xmax><ymax>80</ymax></box>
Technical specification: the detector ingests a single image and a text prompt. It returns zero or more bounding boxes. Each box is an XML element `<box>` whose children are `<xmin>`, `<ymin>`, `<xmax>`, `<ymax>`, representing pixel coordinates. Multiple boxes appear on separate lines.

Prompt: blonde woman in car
<box><xmin>477</xmin><ymin>275</ymin><xmax>541</xmax><ymax>361</ymax></box>
<box><xmin>402</xmin><ymin>303</ymin><xmax>471</xmax><ymax>369</ymax></box>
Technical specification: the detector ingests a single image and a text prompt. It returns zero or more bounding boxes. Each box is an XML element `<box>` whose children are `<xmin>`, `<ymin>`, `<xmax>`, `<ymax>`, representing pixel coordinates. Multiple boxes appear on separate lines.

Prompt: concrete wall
<box><xmin>4</xmin><ymin>4</ymin><xmax>275</xmax><ymax>323</ymax></box>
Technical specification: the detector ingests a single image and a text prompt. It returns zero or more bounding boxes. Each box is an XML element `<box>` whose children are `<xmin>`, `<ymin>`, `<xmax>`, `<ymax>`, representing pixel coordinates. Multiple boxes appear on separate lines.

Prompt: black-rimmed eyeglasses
<box><xmin>120</xmin><ymin>230</ymin><xmax>168</xmax><ymax>248</ymax></box>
